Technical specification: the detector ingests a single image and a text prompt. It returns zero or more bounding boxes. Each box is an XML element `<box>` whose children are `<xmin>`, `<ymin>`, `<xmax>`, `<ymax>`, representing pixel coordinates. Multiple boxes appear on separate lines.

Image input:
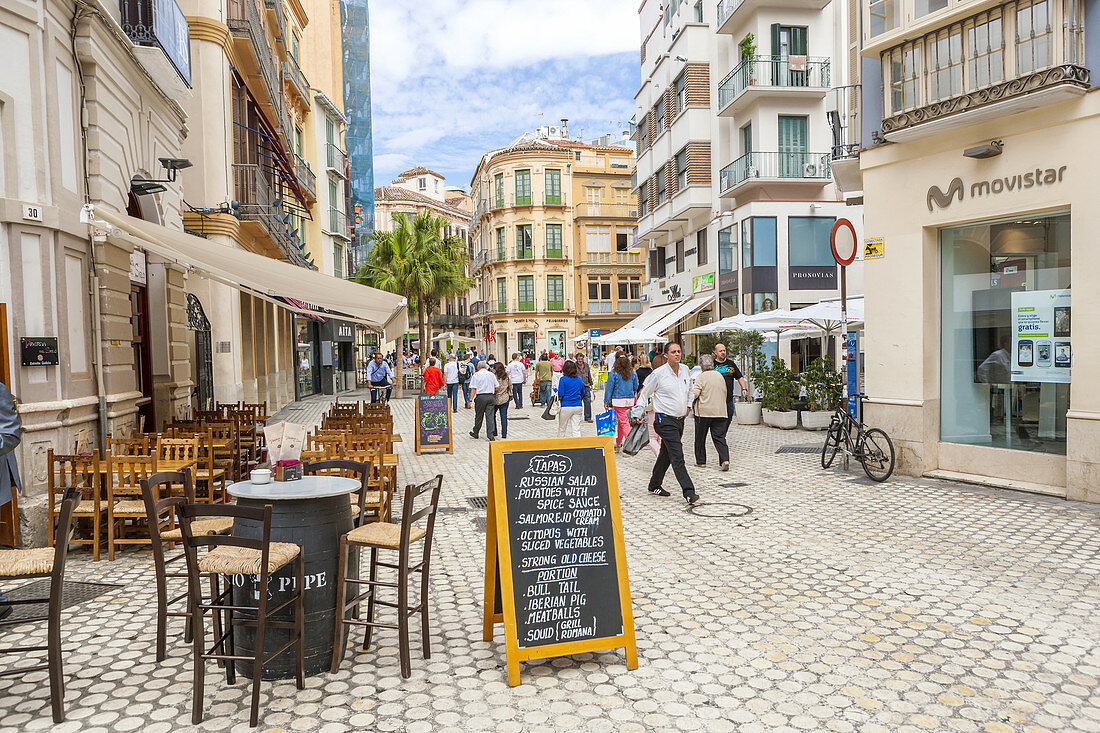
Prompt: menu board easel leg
<box><xmin>482</xmin><ymin>456</ymin><xmax>500</xmax><ymax>642</ymax></box>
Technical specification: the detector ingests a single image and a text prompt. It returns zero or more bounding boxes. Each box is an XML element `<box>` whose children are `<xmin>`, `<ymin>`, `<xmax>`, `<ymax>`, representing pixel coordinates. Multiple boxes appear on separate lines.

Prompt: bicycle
<box><xmin>821</xmin><ymin>393</ymin><xmax>896</xmax><ymax>482</ymax></box>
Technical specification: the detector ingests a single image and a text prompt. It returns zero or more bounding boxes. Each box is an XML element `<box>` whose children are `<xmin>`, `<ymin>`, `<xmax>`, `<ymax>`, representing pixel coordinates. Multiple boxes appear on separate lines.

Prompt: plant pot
<box><xmin>735</xmin><ymin>401</ymin><xmax>762</xmax><ymax>425</ymax></box>
<box><xmin>763</xmin><ymin>409</ymin><xmax>798</xmax><ymax>429</ymax></box>
<box><xmin>800</xmin><ymin>410</ymin><xmax>833</xmax><ymax>431</ymax></box>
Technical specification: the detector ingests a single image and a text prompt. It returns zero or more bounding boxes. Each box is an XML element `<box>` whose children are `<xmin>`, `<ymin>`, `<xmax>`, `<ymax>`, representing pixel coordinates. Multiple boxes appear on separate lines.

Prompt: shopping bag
<box><xmin>628</xmin><ymin>402</ymin><xmax>647</xmax><ymax>424</ymax></box>
<box><xmin>541</xmin><ymin>395</ymin><xmax>558</xmax><ymax>420</ymax></box>
<box><xmin>622</xmin><ymin>421</ymin><xmax>649</xmax><ymax>456</ymax></box>
<box><xmin>595</xmin><ymin>409</ymin><xmax>616</xmax><ymax>437</ymax></box>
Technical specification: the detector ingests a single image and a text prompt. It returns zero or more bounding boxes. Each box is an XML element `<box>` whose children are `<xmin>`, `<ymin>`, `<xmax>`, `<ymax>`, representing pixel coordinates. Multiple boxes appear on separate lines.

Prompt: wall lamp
<box><xmin>130</xmin><ymin>157</ymin><xmax>193</xmax><ymax>196</ymax></box>
<box><xmin>963</xmin><ymin>140</ymin><xmax>1003</xmax><ymax>159</ymax></box>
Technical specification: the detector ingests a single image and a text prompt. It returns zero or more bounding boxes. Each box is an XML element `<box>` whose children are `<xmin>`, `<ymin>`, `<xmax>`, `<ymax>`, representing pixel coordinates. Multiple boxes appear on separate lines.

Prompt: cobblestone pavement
<box><xmin>2</xmin><ymin>388</ymin><xmax>1099</xmax><ymax>733</ymax></box>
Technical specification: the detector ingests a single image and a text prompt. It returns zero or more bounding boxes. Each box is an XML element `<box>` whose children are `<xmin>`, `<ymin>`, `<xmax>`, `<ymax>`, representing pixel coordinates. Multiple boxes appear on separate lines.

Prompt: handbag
<box><xmin>541</xmin><ymin>395</ymin><xmax>558</xmax><ymax>421</ymax></box>
<box><xmin>622</xmin><ymin>421</ymin><xmax>648</xmax><ymax>455</ymax></box>
<box><xmin>549</xmin><ymin>395</ymin><xmax>561</xmax><ymax>416</ymax></box>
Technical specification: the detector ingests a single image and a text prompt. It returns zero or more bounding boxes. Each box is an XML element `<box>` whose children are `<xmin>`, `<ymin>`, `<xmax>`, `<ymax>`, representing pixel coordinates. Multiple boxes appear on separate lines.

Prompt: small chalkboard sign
<box><xmin>20</xmin><ymin>337</ymin><xmax>59</xmax><ymax>366</ymax></box>
<box><xmin>414</xmin><ymin>394</ymin><xmax>452</xmax><ymax>455</ymax></box>
<box><xmin>482</xmin><ymin>437</ymin><xmax>638</xmax><ymax>685</ymax></box>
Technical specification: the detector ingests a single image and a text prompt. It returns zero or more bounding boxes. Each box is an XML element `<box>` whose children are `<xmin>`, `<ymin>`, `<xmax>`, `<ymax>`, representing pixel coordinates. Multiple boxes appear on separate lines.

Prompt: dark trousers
<box><xmin>495</xmin><ymin>401</ymin><xmax>509</xmax><ymax>438</ymax></box>
<box><xmin>582</xmin><ymin>387</ymin><xmax>592</xmax><ymax>420</ymax></box>
<box><xmin>461</xmin><ymin>381</ymin><xmax>471</xmax><ymax>404</ymax></box>
<box><xmin>694</xmin><ymin>415</ymin><xmax>730</xmax><ymax>465</ymax></box>
<box><xmin>472</xmin><ymin>394</ymin><xmax>494</xmax><ymax>437</ymax></box>
<box><xmin>512</xmin><ymin>382</ymin><xmax>524</xmax><ymax>408</ymax></box>
<box><xmin>649</xmin><ymin>413</ymin><xmax>695</xmax><ymax>494</ymax></box>
<box><xmin>538</xmin><ymin>380</ymin><xmax>551</xmax><ymax>406</ymax></box>
<box><xmin>447</xmin><ymin>383</ymin><xmax>459</xmax><ymax>411</ymax></box>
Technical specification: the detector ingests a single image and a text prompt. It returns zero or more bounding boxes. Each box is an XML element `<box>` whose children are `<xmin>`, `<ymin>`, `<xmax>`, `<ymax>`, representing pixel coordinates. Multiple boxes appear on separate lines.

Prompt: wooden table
<box><xmin>226</xmin><ymin>476</ymin><xmax>360</xmax><ymax>679</ymax></box>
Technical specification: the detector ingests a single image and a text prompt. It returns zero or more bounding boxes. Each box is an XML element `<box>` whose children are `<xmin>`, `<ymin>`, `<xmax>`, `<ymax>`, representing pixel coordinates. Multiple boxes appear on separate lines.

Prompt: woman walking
<box><xmin>492</xmin><ymin>362</ymin><xmax>512</xmax><ymax>439</ymax></box>
<box><xmin>634</xmin><ymin>352</ymin><xmax>653</xmax><ymax>395</ymax></box>
<box><xmin>604</xmin><ymin>355</ymin><xmax>639</xmax><ymax>451</ymax></box>
<box><xmin>555</xmin><ymin>360</ymin><xmax>586</xmax><ymax>438</ymax></box>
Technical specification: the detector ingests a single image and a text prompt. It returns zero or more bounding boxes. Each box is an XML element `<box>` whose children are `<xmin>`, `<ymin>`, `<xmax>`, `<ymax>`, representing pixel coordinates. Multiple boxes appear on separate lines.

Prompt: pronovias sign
<box><xmin>926</xmin><ymin>165</ymin><xmax>1067</xmax><ymax>212</ymax></box>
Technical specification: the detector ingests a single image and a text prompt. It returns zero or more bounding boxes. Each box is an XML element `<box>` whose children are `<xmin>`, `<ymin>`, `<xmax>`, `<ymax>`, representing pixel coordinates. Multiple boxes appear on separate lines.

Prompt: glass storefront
<box><xmin>940</xmin><ymin>212</ymin><xmax>1070</xmax><ymax>455</ymax></box>
<box><xmin>295</xmin><ymin>317</ymin><xmax>320</xmax><ymax>398</ymax></box>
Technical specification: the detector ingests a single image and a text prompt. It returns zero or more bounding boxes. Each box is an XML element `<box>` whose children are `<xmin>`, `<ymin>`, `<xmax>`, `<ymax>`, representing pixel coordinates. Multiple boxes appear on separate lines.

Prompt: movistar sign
<box><xmin>927</xmin><ymin>166</ymin><xmax>1067</xmax><ymax>212</ymax></box>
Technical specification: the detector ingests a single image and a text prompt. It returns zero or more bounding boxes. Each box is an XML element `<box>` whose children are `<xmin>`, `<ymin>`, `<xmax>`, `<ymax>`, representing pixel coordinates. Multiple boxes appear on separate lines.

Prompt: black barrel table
<box><xmin>226</xmin><ymin>476</ymin><xmax>359</xmax><ymax>679</ymax></box>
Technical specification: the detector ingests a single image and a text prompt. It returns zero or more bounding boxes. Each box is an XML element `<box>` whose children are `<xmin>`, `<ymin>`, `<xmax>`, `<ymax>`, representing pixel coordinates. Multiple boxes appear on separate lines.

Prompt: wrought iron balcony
<box><xmin>432</xmin><ymin>313</ymin><xmax>475</xmax><ymax>328</ymax></box>
<box><xmin>718</xmin><ymin>56</ymin><xmax>831</xmax><ymax>113</ymax></box>
<box><xmin>283</xmin><ymin>56</ymin><xmax>310</xmax><ymax>103</ymax></box>
<box><xmin>326</xmin><ymin>142</ymin><xmax>348</xmax><ymax>178</ymax></box>
<box><xmin>328</xmin><ymin>207</ymin><xmax>351</xmax><ymax>241</ymax></box>
<box><xmin>119</xmin><ymin>0</ymin><xmax>192</xmax><ymax>87</ymax></box>
<box><xmin>232</xmin><ymin>163</ymin><xmax>295</xmax><ymax>257</ymax></box>
<box><xmin>294</xmin><ymin>153</ymin><xmax>316</xmax><ymax>200</ymax></box>
<box><xmin>719</xmin><ymin>151</ymin><xmax>831</xmax><ymax>195</ymax></box>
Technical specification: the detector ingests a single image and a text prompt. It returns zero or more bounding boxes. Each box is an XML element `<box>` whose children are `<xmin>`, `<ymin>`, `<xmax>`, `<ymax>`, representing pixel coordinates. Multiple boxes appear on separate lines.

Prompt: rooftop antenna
<box><xmin>560</xmin><ymin>118</ymin><xmax>569</xmax><ymax>137</ymax></box>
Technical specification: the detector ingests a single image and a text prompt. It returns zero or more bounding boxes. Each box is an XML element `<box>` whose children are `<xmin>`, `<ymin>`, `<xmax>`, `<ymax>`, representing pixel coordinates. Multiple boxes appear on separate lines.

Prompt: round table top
<box><xmin>227</xmin><ymin>475</ymin><xmax>360</xmax><ymax>501</ymax></box>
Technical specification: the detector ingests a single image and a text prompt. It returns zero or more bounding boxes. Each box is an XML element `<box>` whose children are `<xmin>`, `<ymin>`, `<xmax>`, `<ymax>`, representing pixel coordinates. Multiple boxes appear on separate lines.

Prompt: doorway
<box><xmin>187</xmin><ymin>294</ymin><xmax>214</xmax><ymax>411</ymax></box>
<box><xmin>130</xmin><ymin>284</ymin><xmax>155</xmax><ymax>431</ymax></box>
<box><xmin>519</xmin><ymin>331</ymin><xmax>535</xmax><ymax>356</ymax></box>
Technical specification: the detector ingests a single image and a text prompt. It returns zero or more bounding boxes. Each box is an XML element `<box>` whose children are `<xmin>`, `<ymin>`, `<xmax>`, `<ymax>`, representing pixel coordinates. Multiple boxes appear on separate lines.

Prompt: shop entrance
<box><xmin>519</xmin><ymin>331</ymin><xmax>536</xmax><ymax>355</ymax></box>
<box><xmin>187</xmin><ymin>294</ymin><xmax>214</xmax><ymax>411</ymax></box>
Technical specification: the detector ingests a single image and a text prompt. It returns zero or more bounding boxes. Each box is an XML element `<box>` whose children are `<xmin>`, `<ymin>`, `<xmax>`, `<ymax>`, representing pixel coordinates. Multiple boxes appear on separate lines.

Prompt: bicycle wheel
<box><xmin>859</xmin><ymin>428</ymin><xmax>895</xmax><ymax>482</ymax></box>
<box><xmin>821</xmin><ymin>419</ymin><xmax>842</xmax><ymax>469</ymax></box>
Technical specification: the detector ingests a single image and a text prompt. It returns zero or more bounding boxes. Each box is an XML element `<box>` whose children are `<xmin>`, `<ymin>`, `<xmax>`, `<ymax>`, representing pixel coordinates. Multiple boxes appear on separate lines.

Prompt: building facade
<box><xmin>374</xmin><ymin>167</ymin><xmax>476</xmax><ymax>351</ymax></box>
<box><xmin>837</xmin><ymin>0</ymin><xmax>1098</xmax><ymax>500</ymax></box>
<box><xmin>470</xmin><ymin>128</ymin><xmax>640</xmax><ymax>360</ymax></box>
<box><xmin>633</xmin><ymin>0</ymin><xmax>863</xmax><ymax>369</ymax></box>
<box><xmin>1</xmin><ymin>0</ymin><xmax>194</xmax><ymax>541</ymax></box>
<box><xmin>339</xmin><ymin>0</ymin><xmax>374</xmax><ymax>267</ymax></box>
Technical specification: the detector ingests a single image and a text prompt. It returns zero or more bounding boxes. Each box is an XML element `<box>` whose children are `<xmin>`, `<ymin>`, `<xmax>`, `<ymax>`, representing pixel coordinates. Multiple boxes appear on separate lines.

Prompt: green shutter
<box><xmin>770</xmin><ymin>23</ymin><xmax>781</xmax><ymax>56</ymax></box>
<box><xmin>791</xmin><ymin>27</ymin><xmax>807</xmax><ymax>55</ymax></box>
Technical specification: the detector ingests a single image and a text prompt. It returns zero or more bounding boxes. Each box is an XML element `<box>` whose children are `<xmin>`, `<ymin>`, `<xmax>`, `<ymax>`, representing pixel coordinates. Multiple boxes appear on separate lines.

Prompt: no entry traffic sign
<box><xmin>831</xmin><ymin>218</ymin><xmax>857</xmax><ymax>266</ymax></box>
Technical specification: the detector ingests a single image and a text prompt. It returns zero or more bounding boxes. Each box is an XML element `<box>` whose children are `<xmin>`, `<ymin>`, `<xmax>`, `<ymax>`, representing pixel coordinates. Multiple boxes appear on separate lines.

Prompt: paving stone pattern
<box><xmin>2</xmin><ymin>388</ymin><xmax>1099</xmax><ymax>732</ymax></box>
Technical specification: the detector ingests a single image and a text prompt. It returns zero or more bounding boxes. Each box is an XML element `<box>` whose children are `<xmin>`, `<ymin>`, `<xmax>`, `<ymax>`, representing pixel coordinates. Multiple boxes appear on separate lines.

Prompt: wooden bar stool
<box><xmin>330</xmin><ymin>475</ymin><xmax>443</xmax><ymax>678</ymax></box>
<box><xmin>140</xmin><ymin>470</ymin><xmax>233</xmax><ymax>662</ymax></box>
<box><xmin>177</xmin><ymin>501</ymin><xmax>305</xmax><ymax>727</ymax></box>
<box><xmin>0</xmin><ymin>488</ymin><xmax>80</xmax><ymax>722</ymax></box>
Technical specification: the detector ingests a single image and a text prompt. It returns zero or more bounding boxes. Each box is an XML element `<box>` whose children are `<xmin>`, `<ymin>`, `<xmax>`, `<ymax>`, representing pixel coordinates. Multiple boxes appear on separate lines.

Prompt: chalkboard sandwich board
<box><xmin>482</xmin><ymin>436</ymin><xmax>638</xmax><ymax>686</ymax></box>
<box><xmin>415</xmin><ymin>394</ymin><xmax>453</xmax><ymax>454</ymax></box>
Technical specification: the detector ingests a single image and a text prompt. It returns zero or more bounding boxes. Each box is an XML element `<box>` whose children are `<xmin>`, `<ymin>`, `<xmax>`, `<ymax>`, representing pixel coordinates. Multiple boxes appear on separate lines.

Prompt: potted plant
<box><xmin>729</xmin><ymin>331</ymin><xmax>764</xmax><ymax>425</ymax></box>
<box><xmin>739</xmin><ymin>33</ymin><xmax>757</xmax><ymax>85</ymax></box>
<box><xmin>758</xmin><ymin>356</ymin><xmax>798</xmax><ymax>429</ymax></box>
<box><xmin>800</xmin><ymin>357</ymin><xmax>841</xmax><ymax>430</ymax></box>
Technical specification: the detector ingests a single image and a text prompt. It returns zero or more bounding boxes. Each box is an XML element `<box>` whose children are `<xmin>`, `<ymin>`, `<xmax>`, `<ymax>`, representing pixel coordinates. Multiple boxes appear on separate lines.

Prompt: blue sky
<box><xmin>368</xmin><ymin>0</ymin><xmax>638</xmax><ymax>192</ymax></box>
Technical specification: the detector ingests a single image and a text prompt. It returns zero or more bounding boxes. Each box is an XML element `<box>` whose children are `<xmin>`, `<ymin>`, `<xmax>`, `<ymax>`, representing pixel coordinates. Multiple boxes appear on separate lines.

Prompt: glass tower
<box><xmin>340</xmin><ymin>0</ymin><xmax>375</xmax><ymax>268</ymax></box>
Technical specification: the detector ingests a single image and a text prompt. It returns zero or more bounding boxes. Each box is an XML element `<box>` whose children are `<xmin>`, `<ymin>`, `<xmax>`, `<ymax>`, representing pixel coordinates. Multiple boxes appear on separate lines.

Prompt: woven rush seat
<box><xmin>0</xmin><ymin>547</ymin><xmax>55</xmax><ymax>577</ymax></box>
<box><xmin>69</xmin><ymin>498</ymin><xmax>102</xmax><ymax>515</ymax></box>
<box><xmin>112</xmin><ymin>499</ymin><xmax>149</xmax><ymax>516</ymax></box>
<box><xmin>161</xmin><ymin>517</ymin><xmax>234</xmax><ymax>540</ymax></box>
<box><xmin>198</xmin><ymin>542</ymin><xmax>300</xmax><ymax>575</ymax></box>
<box><xmin>345</xmin><ymin>521</ymin><xmax>425</xmax><ymax>549</ymax></box>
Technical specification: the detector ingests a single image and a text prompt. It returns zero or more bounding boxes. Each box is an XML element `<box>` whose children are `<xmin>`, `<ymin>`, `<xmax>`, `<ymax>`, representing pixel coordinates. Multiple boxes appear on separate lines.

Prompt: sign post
<box><xmin>830</xmin><ymin>219</ymin><xmax>858</xmax><ymax>415</ymax></box>
<box><xmin>482</xmin><ymin>437</ymin><xmax>638</xmax><ymax>685</ymax></box>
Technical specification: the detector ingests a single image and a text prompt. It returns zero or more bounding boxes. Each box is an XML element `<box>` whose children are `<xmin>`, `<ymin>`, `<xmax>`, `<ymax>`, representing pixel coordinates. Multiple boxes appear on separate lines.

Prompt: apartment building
<box><xmin>633</xmin><ymin>0</ymin><xmax>863</xmax><ymax>369</ymax></box>
<box><xmin>469</xmin><ymin>127</ymin><xmax>640</xmax><ymax>360</ymax></box>
<box><xmin>835</xmin><ymin>0</ymin><xmax>1097</xmax><ymax>500</ymax></box>
<box><xmin>374</xmin><ymin>167</ymin><xmax>476</xmax><ymax>349</ymax></box>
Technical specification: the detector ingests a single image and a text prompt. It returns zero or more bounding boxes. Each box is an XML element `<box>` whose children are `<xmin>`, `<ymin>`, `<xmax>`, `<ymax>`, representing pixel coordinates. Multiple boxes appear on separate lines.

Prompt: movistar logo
<box><xmin>927</xmin><ymin>178</ymin><xmax>964</xmax><ymax>212</ymax></box>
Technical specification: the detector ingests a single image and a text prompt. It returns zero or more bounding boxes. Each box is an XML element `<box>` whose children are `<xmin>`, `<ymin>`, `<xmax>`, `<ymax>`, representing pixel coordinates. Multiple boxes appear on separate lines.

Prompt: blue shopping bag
<box><xmin>595</xmin><ymin>409</ymin><xmax>616</xmax><ymax>437</ymax></box>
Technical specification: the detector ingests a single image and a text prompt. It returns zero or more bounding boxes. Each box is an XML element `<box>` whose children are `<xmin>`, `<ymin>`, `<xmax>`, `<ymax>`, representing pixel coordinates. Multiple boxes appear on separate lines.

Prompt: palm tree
<box><xmin>352</xmin><ymin>210</ymin><xmax>472</xmax><ymax>356</ymax></box>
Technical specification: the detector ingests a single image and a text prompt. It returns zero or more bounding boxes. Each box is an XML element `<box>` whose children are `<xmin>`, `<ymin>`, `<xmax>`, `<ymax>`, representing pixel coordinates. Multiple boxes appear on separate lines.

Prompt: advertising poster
<box><xmin>1011</xmin><ymin>289</ymin><xmax>1070</xmax><ymax>384</ymax></box>
<box><xmin>692</xmin><ymin>273</ymin><xmax>715</xmax><ymax>293</ymax></box>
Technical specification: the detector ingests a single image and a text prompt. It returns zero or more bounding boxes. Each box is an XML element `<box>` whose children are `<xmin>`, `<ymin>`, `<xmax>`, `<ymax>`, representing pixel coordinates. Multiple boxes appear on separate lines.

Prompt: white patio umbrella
<box><xmin>593</xmin><ymin>327</ymin><xmax>662</xmax><ymax>345</ymax></box>
<box><xmin>683</xmin><ymin>314</ymin><xmax>755</xmax><ymax>335</ymax></box>
<box><xmin>765</xmin><ymin>297</ymin><xmax>865</xmax><ymax>332</ymax></box>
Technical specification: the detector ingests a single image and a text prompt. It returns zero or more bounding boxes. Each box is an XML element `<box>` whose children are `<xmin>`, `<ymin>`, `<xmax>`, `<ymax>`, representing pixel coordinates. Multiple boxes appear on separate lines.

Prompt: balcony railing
<box><xmin>326</xmin><ymin>142</ymin><xmax>348</xmax><ymax>177</ymax></box>
<box><xmin>719</xmin><ymin>57</ymin><xmax>831</xmax><ymax>109</ymax></box>
<box><xmin>583</xmin><ymin>251</ymin><xmax>642</xmax><ymax>265</ymax></box>
<box><xmin>263</xmin><ymin>0</ymin><xmax>287</xmax><ymax>47</ymax></box>
<box><xmin>544</xmin><ymin>247</ymin><xmax>566</xmax><ymax>260</ymax></box>
<box><xmin>233</xmin><ymin>163</ymin><xmax>293</xmax><ymax>255</ymax></box>
<box><xmin>587</xmin><ymin>301</ymin><xmax>613</xmax><ymax>314</ymax></box>
<box><xmin>119</xmin><ymin>0</ymin><xmax>192</xmax><ymax>87</ymax></box>
<box><xmin>719</xmin><ymin>151</ymin><xmax>831</xmax><ymax>192</ymax></box>
<box><xmin>432</xmin><ymin>313</ymin><xmax>475</xmax><ymax>328</ymax></box>
<box><xmin>620</xmin><ymin>301</ymin><xmax>642</xmax><ymax>313</ymax></box>
<box><xmin>328</xmin><ymin>207</ymin><xmax>350</xmax><ymax>241</ymax></box>
<box><xmin>471</xmin><ymin>300</ymin><xmax>487</xmax><ymax>316</ymax></box>
<box><xmin>227</xmin><ymin>0</ymin><xmax>283</xmax><ymax>120</ymax></box>
<box><xmin>588</xmin><ymin>300</ymin><xmax>641</xmax><ymax>314</ymax></box>
<box><xmin>294</xmin><ymin>154</ymin><xmax>316</xmax><ymax>200</ymax></box>
<box><xmin>574</xmin><ymin>203</ymin><xmax>638</xmax><ymax>219</ymax></box>
<box><xmin>829</xmin><ymin>85</ymin><xmax>862</xmax><ymax>160</ymax></box>
<box><xmin>716</xmin><ymin>0</ymin><xmax>739</xmax><ymax>25</ymax></box>
<box><xmin>283</xmin><ymin>56</ymin><xmax>310</xmax><ymax>102</ymax></box>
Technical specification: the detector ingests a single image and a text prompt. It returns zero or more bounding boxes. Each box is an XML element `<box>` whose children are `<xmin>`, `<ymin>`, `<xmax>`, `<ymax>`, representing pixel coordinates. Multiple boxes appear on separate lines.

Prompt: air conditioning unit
<box><xmin>747</xmin><ymin>167</ymin><xmax>760</xmax><ymax>178</ymax></box>
<box><xmin>802</xmin><ymin>162</ymin><xmax>818</xmax><ymax>177</ymax></box>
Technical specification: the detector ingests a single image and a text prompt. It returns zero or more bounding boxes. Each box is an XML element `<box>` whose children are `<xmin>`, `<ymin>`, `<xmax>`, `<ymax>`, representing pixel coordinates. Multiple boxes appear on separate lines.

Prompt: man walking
<box><xmin>576</xmin><ymin>353</ymin><xmax>594</xmax><ymax>422</ymax></box>
<box><xmin>506</xmin><ymin>353</ymin><xmax>527</xmax><ymax>408</ymax></box>
<box><xmin>443</xmin><ymin>353</ymin><xmax>460</xmax><ymax>412</ymax></box>
<box><xmin>0</xmin><ymin>383</ymin><xmax>23</xmax><ymax>619</ymax></box>
<box><xmin>691</xmin><ymin>355</ymin><xmax>730</xmax><ymax>470</ymax></box>
<box><xmin>604</xmin><ymin>347</ymin><xmax>620</xmax><ymax>373</ymax></box>
<box><xmin>638</xmin><ymin>342</ymin><xmax>698</xmax><ymax>504</ymax></box>
<box><xmin>458</xmin><ymin>352</ymin><xmax>473</xmax><ymax>407</ymax></box>
<box><xmin>467</xmin><ymin>361</ymin><xmax>499</xmax><ymax>440</ymax></box>
<box><xmin>534</xmin><ymin>354</ymin><xmax>552</xmax><ymax>406</ymax></box>
<box><xmin>366</xmin><ymin>352</ymin><xmax>394</xmax><ymax>403</ymax></box>
<box><xmin>713</xmin><ymin>342</ymin><xmax>749</xmax><ymax>425</ymax></box>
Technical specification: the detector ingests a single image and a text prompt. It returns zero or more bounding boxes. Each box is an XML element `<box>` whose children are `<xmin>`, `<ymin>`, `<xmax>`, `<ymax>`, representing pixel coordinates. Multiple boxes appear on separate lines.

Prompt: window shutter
<box><xmin>792</xmin><ymin>27</ymin><xmax>807</xmax><ymax>56</ymax></box>
<box><xmin>770</xmin><ymin>23</ymin><xmax>781</xmax><ymax>56</ymax></box>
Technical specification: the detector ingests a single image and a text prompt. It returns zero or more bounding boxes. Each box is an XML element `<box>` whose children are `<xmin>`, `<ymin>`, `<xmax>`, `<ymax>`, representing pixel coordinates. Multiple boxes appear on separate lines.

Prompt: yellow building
<box><xmin>470</xmin><ymin>127</ymin><xmax>639</xmax><ymax>360</ymax></box>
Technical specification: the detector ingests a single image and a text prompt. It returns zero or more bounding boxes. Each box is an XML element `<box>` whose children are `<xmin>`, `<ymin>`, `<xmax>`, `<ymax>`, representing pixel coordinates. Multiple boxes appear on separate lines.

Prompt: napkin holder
<box><xmin>274</xmin><ymin>460</ymin><xmax>302</xmax><ymax>482</ymax></box>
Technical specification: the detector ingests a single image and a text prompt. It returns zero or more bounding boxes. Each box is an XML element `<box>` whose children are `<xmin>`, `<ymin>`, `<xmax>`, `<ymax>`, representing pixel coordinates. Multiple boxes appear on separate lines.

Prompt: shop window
<box><xmin>753</xmin><ymin>293</ymin><xmax>778</xmax><ymax>314</ymax></box>
<box><xmin>788</xmin><ymin>217</ymin><xmax>836</xmax><ymax>266</ymax></box>
<box><xmin>940</xmin><ymin>212</ymin><xmax>1070</xmax><ymax>455</ymax></box>
<box><xmin>719</xmin><ymin>226</ymin><xmax>736</xmax><ymax>274</ymax></box>
<box><xmin>742</xmin><ymin>217</ymin><xmax>777</xmax><ymax>267</ymax></box>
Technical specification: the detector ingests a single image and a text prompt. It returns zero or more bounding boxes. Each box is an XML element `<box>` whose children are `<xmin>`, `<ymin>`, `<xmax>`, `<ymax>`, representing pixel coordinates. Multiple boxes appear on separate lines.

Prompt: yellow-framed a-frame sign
<box><xmin>482</xmin><ymin>436</ymin><xmax>638</xmax><ymax>686</ymax></box>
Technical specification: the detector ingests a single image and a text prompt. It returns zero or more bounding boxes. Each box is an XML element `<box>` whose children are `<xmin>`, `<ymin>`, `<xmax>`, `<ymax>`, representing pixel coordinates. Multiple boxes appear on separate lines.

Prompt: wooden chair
<box><xmin>193</xmin><ymin>430</ymin><xmax>229</xmax><ymax>503</ymax></box>
<box><xmin>195</xmin><ymin>409</ymin><xmax>223</xmax><ymax>423</ymax></box>
<box><xmin>303</xmin><ymin>459</ymin><xmax>375</xmax><ymax>526</ymax></box>
<box><xmin>206</xmin><ymin>421</ymin><xmax>242</xmax><ymax>480</ymax></box>
<box><xmin>240</xmin><ymin>402</ymin><xmax>269</xmax><ymax>422</ymax></box>
<box><xmin>47</xmin><ymin>450</ymin><xmax>104</xmax><ymax>562</ymax></box>
<box><xmin>306</xmin><ymin>433</ymin><xmax>346</xmax><ymax>458</ymax></box>
<box><xmin>106</xmin><ymin>435</ymin><xmax>151</xmax><ymax>456</ymax></box>
<box><xmin>329</xmin><ymin>402</ymin><xmax>361</xmax><ymax>417</ymax></box>
<box><xmin>330</xmin><ymin>475</ymin><xmax>444</xmax><ymax>678</ymax></box>
<box><xmin>0</xmin><ymin>487</ymin><xmax>80</xmax><ymax>722</ymax></box>
<box><xmin>156</xmin><ymin>437</ymin><xmax>200</xmax><ymax>473</ymax></box>
<box><xmin>176</xmin><ymin>501</ymin><xmax>304</xmax><ymax>727</ymax></box>
<box><xmin>141</xmin><ymin>471</ymin><xmax>233</xmax><ymax>662</ymax></box>
<box><xmin>105</xmin><ymin>454</ymin><xmax>158</xmax><ymax>560</ymax></box>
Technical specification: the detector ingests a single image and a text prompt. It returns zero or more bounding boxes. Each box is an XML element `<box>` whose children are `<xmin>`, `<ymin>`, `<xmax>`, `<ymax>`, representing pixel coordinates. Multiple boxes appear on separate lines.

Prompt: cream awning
<box><xmin>94</xmin><ymin>206</ymin><xmax>409</xmax><ymax>341</ymax></box>
<box><xmin>647</xmin><ymin>296</ymin><xmax>714</xmax><ymax>335</ymax></box>
<box><xmin>614</xmin><ymin>300</ymin><xmax>682</xmax><ymax>333</ymax></box>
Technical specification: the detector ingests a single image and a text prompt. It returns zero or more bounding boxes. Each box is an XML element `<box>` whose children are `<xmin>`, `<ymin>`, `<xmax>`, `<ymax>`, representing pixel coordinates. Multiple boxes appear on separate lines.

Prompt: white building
<box><xmin>632</xmin><ymin>0</ymin><xmax>864</xmax><ymax>370</ymax></box>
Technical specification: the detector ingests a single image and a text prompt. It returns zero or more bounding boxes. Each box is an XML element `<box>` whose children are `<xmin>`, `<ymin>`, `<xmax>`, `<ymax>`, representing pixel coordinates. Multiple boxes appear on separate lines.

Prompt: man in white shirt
<box><xmin>467</xmin><ymin>361</ymin><xmax>500</xmax><ymax>440</ymax></box>
<box><xmin>604</xmin><ymin>347</ymin><xmax>620</xmax><ymax>372</ymax></box>
<box><xmin>443</xmin><ymin>354</ymin><xmax>461</xmax><ymax>413</ymax></box>
<box><xmin>638</xmin><ymin>341</ymin><xmax>698</xmax><ymax>504</ymax></box>
<box><xmin>506</xmin><ymin>353</ymin><xmax>527</xmax><ymax>408</ymax></box>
